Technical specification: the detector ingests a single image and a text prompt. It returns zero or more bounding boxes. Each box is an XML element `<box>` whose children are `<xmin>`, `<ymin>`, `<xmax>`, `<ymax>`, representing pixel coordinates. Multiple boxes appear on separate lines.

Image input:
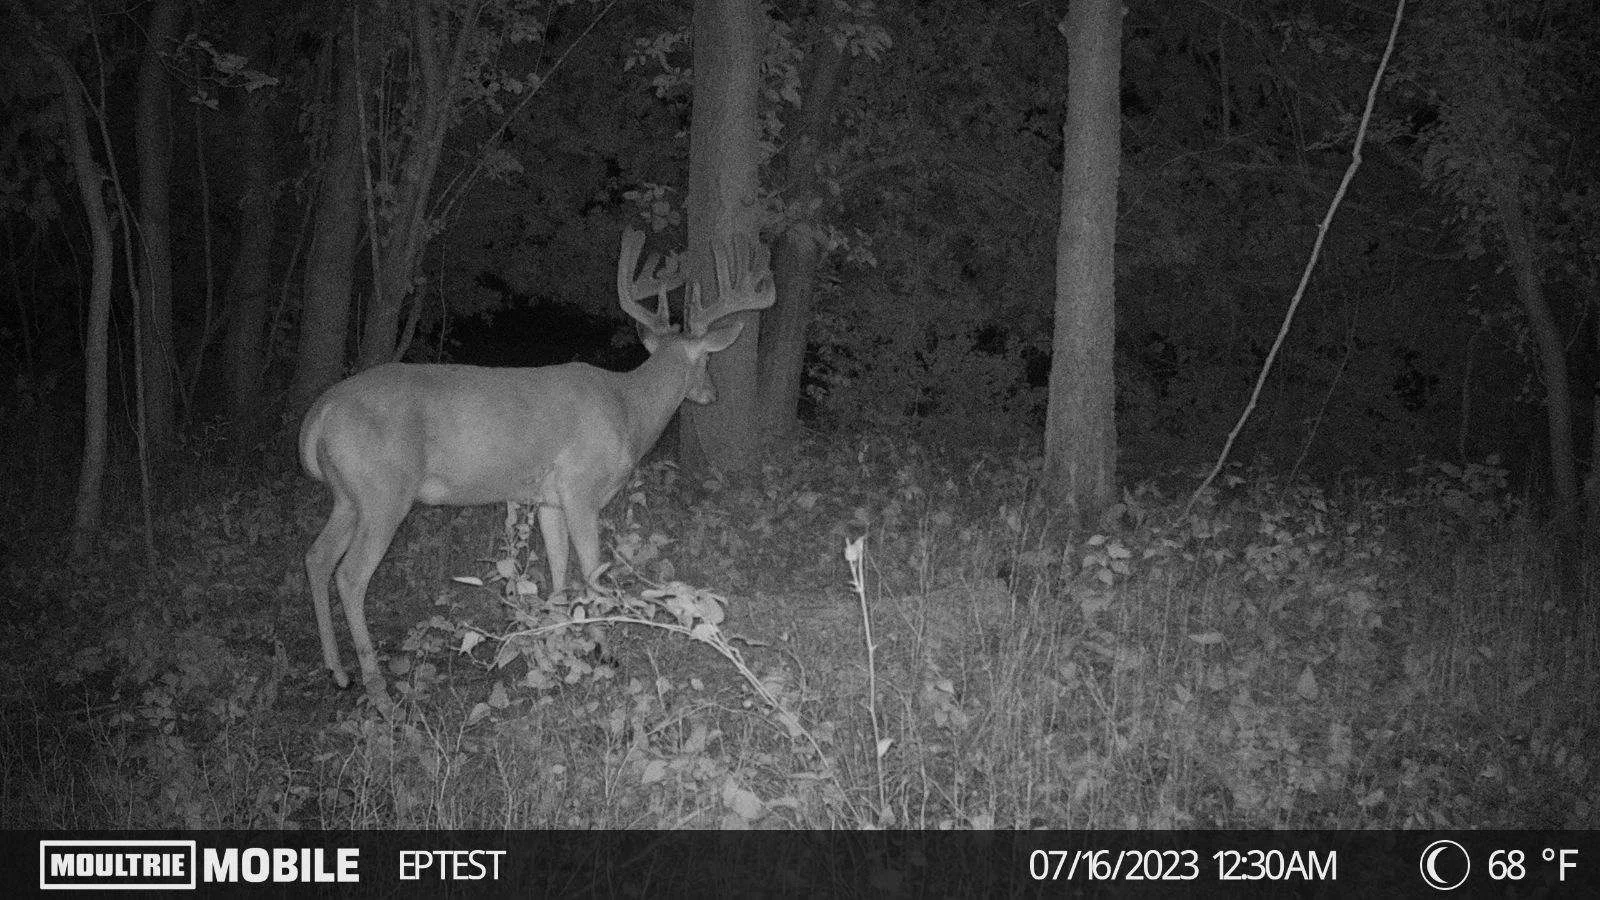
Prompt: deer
<box><xmin>299</xmin><ymin>228</ymin><xmax>775</xmax><ymax>704</ymax></box>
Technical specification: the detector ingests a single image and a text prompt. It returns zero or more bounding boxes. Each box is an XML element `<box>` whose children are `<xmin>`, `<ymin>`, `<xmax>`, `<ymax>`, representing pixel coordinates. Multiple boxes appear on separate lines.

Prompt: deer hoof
<box><xmin>587</xmin><ymin>624</ymin><xmax>616</xmax><ymax>666</ymax></box>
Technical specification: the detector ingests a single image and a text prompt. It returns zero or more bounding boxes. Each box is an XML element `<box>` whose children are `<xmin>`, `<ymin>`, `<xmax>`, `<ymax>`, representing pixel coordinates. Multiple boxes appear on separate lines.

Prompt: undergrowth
<box><xmin>2</xmin><ymin>443</ymin><xmax>1595</xmax><ymax>829</ymax></box>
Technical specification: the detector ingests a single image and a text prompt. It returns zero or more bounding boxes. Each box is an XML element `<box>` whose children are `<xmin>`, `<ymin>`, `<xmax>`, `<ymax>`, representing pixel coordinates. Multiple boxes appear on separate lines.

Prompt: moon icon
<box><xmin>1419</xmin><ymin>839</ymin><xmax>1469</xmax><ymax>890</ymax></box>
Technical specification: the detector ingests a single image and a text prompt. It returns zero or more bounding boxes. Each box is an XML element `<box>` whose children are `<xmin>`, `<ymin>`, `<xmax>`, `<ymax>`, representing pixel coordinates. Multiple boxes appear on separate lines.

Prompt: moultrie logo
<box><xmin>40</xmin><ymin>840</ymin><xmax>361</xmax><ymax>890</ymax></box>
<box><xmin>39</xmin><ymin>840</ymin><xmax>197</xmax><ymax>891</ymax></box>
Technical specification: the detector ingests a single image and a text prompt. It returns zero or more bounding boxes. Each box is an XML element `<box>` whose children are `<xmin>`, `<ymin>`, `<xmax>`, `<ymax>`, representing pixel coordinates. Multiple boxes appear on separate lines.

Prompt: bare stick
<box><xmin>1185</xmin><ymin>0</ymin><xmax>1408</xmax><ymax>514</ymax></box>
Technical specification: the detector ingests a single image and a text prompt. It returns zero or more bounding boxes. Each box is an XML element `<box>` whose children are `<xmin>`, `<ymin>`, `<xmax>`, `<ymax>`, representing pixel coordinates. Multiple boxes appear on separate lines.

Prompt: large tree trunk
<box><xmin>1043</xmin><ymin>0</ymin><xmax>1120</xmax><ymax>524</ymax></box>
<box><xmin>223</xmin><ymin>86</ymin><xmax>279</xmax><ymax>433</ymax></box>
<box><xmin>1495</xmin><ymin>183</ymin><xmax>1580</xmax><ymax>531</ymax></box>
<box><xmin>682</xmin><ymin>0</ymin><xmax>766</xmax><ymax>473</ymax></box>
<box><xmin>292</xmin><ymin>45</ymin><xmax>364</xmax><ymax>409</ymax></box>
<box><xmin>35</xmin><ymin>48</ymin><xmax>116</xmax><ymax>556</ymax></box>
<box><xmin>755</xmin><ymin>24</ymin><xmax>849</xmax><ymax>444</ymax></box>
<box><xmin>134</xmin><ymin>0</ymin><xmax>181</xmax><ymax>464</ymax></box>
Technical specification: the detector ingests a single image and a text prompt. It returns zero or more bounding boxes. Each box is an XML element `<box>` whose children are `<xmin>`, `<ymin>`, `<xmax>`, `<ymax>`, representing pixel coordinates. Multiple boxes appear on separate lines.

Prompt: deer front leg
<box><xmin>557</xmin><ymin>488</ymin><xmax>614</xmax><ymax>662</ymax></box>
<box><xmin>536</xmin><ymin>500</ymin><xmax>570</xmax><ymax>597</ymax></box>
<box><xmin>564</xmin><ymin>500</ymin><xmax>604</xmax><ymax>592</ymax></box>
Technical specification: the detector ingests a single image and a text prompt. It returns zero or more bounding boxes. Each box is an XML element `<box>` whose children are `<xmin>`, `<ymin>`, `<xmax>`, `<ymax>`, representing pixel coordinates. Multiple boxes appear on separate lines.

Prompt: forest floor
<box><xmin>2</xmin><ymin>435</ymin><xmax>1596</xmax><ymax>829</ymax></box>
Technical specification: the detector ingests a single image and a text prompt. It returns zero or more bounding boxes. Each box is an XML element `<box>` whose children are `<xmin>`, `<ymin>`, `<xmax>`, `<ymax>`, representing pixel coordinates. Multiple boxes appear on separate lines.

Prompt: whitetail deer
<box><xmin>299</xmin><ymin>229</ymin><xmax>775</xmax><ymax>701</ymax></box>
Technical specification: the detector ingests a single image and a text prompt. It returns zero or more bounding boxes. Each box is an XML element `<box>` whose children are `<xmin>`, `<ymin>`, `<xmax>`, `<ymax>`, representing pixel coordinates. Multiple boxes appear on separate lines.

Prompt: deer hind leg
<box><xmin>332</xmin><ymin>494</ymin><xmax>410</xmax><ymax>703</ymax></box>
<box><xmin>307</xmin><ymin>493</ymin><xmax>358</xmax><ymax>687</ymax></box>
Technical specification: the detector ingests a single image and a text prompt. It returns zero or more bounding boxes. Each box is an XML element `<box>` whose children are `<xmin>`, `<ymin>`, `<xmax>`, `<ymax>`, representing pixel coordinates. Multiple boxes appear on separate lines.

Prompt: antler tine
<box><xmin>638</xmin><ymin>250</ymin><xmax>685</xmax><ymax>297</ymax></box>
<box><xmin>617</xmin><ymin>228</ymin><xmax>645</xmax><ymax>301</ymax></box>
<box><xmin>684</xmin><ymin>281</ymin><xmax>705</xmax><ymax>333</ymax></box>
<box><xmin>617</xmin><ymin>228</ymin><xmax>681</xmax><ymax>332</ymax></box>
<box><xmin>688</xmin><ymin>232</ymin><xmax>776</xmax><ymax>335</ymax></box>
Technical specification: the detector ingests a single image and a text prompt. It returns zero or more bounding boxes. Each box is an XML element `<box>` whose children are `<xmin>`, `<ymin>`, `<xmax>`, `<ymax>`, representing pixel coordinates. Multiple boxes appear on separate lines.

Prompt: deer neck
<box><xmin>617</xmin><ymin>349</ymin><xmax>696</xmax><ymax>459</ymax></box>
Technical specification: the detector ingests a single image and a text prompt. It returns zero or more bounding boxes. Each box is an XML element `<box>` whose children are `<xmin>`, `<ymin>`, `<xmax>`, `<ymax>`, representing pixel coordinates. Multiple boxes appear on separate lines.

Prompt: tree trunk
<box><xmin>1588</xmin><ymin>315</ymin><xmax>1600</xmax><ymax>578</ymax></box>
<box><xmin>1043</xmin><ymin>0</ymin><xmax>1121</xmax><ymax>525</ymax></box>
<box><xmin>355</xmin><ymin>0</ymin><xmax>461</xmax><ymax>370</ymax></box>
<box><xmin>1495</xmin><ymin>184</ymin><xmax>1579</xmax><ymax>530</ymax></box>
<box><xmin>1494</xmin><ymin>184</ymin><xmax>1584</xmax><ymax>598</ymax></box>
<box><xmin>36</xmin><ymin>49</ymin><xmax>115</xmax><ymax>556</ymax></box>
<box><xmin>355</xmin><ymin>121</ymin><xmax>443</xmax><ymax>370</ymax></box>
<box><xmin>223</xmin><ymin>86</ymin><xmax>279</xmax><ymax>433</ymax></box>
<box><xmin>757</xmin><ymin>227</ymin><xmax>821</xmax><ymax>440</ymax></box>
<box><xmin>292</xmin><ymin>44</ymin><xmax>364</xmax><ymax>409</ymax></box>
<box><xmin>682</xmin><ymin>0</ymin><xmax>766</xmax><ymax>473</ymax></box>
<box><xmin>1589</xmin><ymin>286</ymin><xmax>1600</xmax><ymax>519</ymax></box>
<box><xmin>1579</xmin><ymin>277</ymin><xmax>1599</xmax><ymax>566</ymax></box>
<box><xmin>755</xmin><ymin>24</ymin><xmax>849</xmax><ymax>444</ymax></box>
<box><xmin>134</xmin><ymin>0</ymin><xmax>181</xmax><ymax>463</ymax></box>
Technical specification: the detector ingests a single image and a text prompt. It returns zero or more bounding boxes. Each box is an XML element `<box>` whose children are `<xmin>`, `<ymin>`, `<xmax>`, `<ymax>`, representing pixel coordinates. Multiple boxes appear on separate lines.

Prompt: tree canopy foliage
<box><xmin>1</xmin><ymin>0</ymin><xmax>1596</xmax><ymax>492</ymax></box>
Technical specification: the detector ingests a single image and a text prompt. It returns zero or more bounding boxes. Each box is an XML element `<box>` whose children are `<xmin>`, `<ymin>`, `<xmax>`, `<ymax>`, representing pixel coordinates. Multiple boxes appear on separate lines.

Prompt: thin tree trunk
<box><xmin>1580</xmin><ymin>277</ymin><xmax>1600</xmax><ymax>564</ymax></box>
<box><xmin>356</xmin><ymin>0</ymin><xmax>462</xmax><ymax>370</ymax></box>
<box><xmin>1495</xmin><ymin>184</ymin><xmax>1579</xmax><ymax>529</ymax></box>
<box><xmin>3</xmin><ymin>221</ymin><xmax>34</xmax><ymax>372</ymax></box>
<box><xmin>184</xmin><ymin>105</ymin><xmax>219</xmax><ymax>409</ymax></box>
<box><xmin>1495</xmin><ymin>183</ymin><xmax>1584</xmax><ymax>599</ymax></box>
<box><xmin>1589</xmin><ymin>295</ymin><xmax>1600</xmax><ymax>519</ymax></box>
<box><xmin>755</xmin><ymin>24</ymin><xmax>849</xmax><ymax>443</ymax></box>
<box><xmin>135</xmin><ymin>0</ymin><xmax>181</xmax><ymax>463</ymax></box>
<box><xmin>36</xmin><ymin>49</ymin><xmax>115</xmax><ymax>556</ymax></box>
<box><xmin>682</xmin><ymin>0</ymin><xmax>766</xmax><ymax>473</ymax></box>
<box><xmin>1043</xmin><ymin>0</ymin><xmax>1121</xmax><ymax>525</ymax></box>
<box><xmin>292</xmin><ymin>43</ymin><xmax>364</xmax><ymax>409</ymax></box>
<box><xmin>757</xmin><ymin>229</ymin><xmax>821</xmax><ymax>440</ymax></box>
<box><xmin>224</xmin><ymin>86</ymin><xmax>279</xmax><ymax>431</ymax></box>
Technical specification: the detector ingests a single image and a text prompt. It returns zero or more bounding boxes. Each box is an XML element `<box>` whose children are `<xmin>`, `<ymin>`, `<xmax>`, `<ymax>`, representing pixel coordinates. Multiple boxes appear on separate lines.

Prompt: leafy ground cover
<box><xmin>2</xmin><ymin>439</ymin><xmax>1594</xmax><ymax>829</ymax></box>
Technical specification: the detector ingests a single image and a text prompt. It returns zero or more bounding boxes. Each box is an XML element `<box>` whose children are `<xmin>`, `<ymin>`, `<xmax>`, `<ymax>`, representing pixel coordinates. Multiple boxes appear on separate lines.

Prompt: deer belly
<box><xmin>415</xmin><ymin>466</ymin><xmax>550</xmax><ymax>506</ymax></box>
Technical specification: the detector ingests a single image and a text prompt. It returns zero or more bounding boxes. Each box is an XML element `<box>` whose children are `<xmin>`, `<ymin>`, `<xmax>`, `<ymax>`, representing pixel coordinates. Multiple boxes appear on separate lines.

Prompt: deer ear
<box><xmin>698</xmin><ymin>321</ymin><xmax>745</xmax><ymax>354</ymax></box>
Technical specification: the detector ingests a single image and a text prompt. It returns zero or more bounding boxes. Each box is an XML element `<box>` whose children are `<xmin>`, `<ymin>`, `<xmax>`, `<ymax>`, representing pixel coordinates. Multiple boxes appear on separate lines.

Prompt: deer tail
<box><xmin>298</xmin><ymin>399</ymin><xmax>328</xmax><ymax>483</ymax></box>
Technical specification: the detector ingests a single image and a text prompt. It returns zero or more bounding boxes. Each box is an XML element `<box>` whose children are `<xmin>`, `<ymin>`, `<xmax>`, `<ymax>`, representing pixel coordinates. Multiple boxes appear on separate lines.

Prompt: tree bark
<box><xmin>34</xmin><ymin>47</ymin><xmax>115</xmax><ymax>556</ymax></box>
<box><xmin>1588</xmin><ymin>288</ymin><xmax>1600</xmax><ymax>571</ymax></box>
<box><xmin>757</xmin><ymin>227</ymin><xmax>821</xmax><ymax>440</ymax></box>
<box><xmin>1043</xmin><ymin>0</ymin><xmax>1121</xmax><ymax>525</ymax></box>
<box><xmin>223</xmin><ymin>86</ymin><xmax>279</xmax><ymax>432</ymax></box>
<box><xmin>292</xmin><ymin>43</ymin><xmax>364</xmax><ymax>409</ymax></box>
<box><xmin>356</xmin><ymin>0</ymin><xmax>462</xmax><ymax>370</ymax></box>
<box><xmin>1576</xmin><ymin>276</ymin><xmax>1599</xmax><ymax>565</ymax></box>
<box><xmin>1589</xmin><ymin>281</ymin><xmax>1600</xmax><ymax>520</ymax></box>
<box><xmin>755</xmin><ymin>23</ymin><xmax>849</xmax><ymax>443</ymax></box>
<box><xmin>134</xmin><ymin>0</ymin><xmax>181</xmax><ymax>463</ymax></box>
<box><xmin>682</xmin><ymin>0</ymin><xmax>766</xmax><ymax>473</ymax></box>
<box><xmin>1495</xmin><ymin>183</ymin><xmax>1579</xmax><ymax>531</ymax></box>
